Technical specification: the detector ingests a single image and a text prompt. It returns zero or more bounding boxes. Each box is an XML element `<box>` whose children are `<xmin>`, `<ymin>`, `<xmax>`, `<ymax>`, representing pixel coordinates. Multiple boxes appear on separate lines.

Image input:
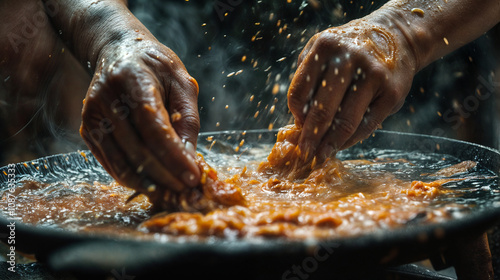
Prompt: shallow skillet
<box><xmin>0</xmin><ymin>130</ymin><xmax>499</xmax><ymax>279</ymax></box>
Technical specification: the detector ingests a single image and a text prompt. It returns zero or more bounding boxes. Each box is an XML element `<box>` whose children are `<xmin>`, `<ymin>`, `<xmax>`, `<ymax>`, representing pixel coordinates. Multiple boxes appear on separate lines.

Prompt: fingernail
<box><xmin>182</xmin><ymin>171</ymin><xmax>199</xmax><ymax>188</ymax></box>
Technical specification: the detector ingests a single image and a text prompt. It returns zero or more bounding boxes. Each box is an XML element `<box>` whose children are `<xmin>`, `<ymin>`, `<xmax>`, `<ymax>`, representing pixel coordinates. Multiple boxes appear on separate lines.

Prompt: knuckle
<box><xmin>385</xmin><ymin>88</ymin><xmax>403</xmax><ymax>105</ymax></box>
<box><xmin>334</xmin><ymin>117</ymin><xmax>357</xmax><ymax>137</ymax></box>
<box><xmin>361</xmin><ymin>116</ymin><xmax>382</xmax><ymax>135</ymax></box>
<box><xmin>182</xmin><ymin>113</ymin><xmax>201</xmax><ymax>132</ymax></box>
<box><xmin>81</xmin><ymin>101</ymin><xmax>103</xmax><ymax>125</ymax></box>
<box><xmin>367</xmin><ymin>64</ymin><xmax>387</xmax><ymax>81</ymax></box>
<box><xmin>308</xmin><ymin>106</ymin><xmax>332</xmax><ymax>124</ymax></box>
<box><xmin>186</xmin><ymin>76</ymin><xmax>199</xmax><ymax>95</ymax></box>
<box><xmin>314</xmin><ymin>32</ymin><xmax>335</xmax><ymax>52</ymax></box>
<box><xmin>107</xmin><ymin>61</ymin><xmax>134</xmax><ymax>80</ymax></box>
<box><xmin>287</xmin><ymin>97</ymin><xmax>306</xmax><ymax>119</ymax></box>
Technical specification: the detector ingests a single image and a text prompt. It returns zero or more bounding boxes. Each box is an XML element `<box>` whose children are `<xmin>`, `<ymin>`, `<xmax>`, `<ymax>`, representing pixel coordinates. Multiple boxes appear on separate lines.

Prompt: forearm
<box><xmin>42</xmin><ymin>0</ymin><xmax>155</xmax><ymax>72</ymax></box>
<box><xmin>370</xmin><ymin>0</ymin><xmax>500</xmax><ymax>71</ymax></box>
<box><xmin>0</xmin><ymin>0</ymin><xmax>63</xmax><ymax>93</ymax></box>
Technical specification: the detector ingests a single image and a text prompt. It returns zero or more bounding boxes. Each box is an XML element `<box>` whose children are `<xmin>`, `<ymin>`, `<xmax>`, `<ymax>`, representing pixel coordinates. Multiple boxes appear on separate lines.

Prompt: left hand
<box><xmin>80</xmin><ymin>38</ymin><xmax>201</xmax><ymax>202</ymax></box>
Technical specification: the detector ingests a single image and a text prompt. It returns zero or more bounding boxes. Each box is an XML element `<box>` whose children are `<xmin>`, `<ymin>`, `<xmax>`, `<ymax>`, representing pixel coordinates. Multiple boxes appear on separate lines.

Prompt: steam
<box><xmin>1</xmin><ymin>0</ymin><xmax>498</xmax><ymax>165</ymax></box>
<box><xmin>131</xmin><ymin>0</ymin><xmax>355</xmax><ymax>132</ymax></box>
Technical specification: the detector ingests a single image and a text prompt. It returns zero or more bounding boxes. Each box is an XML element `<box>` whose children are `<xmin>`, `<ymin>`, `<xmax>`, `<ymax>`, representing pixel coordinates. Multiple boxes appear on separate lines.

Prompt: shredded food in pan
<box><xmin>1</xmin><ymin>125</ymin><xmax>478</xmax><ymax>240</ymax></box>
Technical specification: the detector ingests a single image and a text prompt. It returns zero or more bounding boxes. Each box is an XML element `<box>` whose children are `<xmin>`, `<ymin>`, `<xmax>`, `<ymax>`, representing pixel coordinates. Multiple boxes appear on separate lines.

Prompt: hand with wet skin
<box><xmin>288</xmin><ymin>18</ymin><xmax>416</xmax><ymax>161</ymax></box>
<box><xmin>288</xmin><ymin>0</ymin><xmax>500</xmax><ymax>162</ymax></box>
<box><xmin>44</xmin><ymin>0</ymin><xmax>202</xmax><ymax>202</ymax></box>
<box><xmin>80</xmin><ymin>39</ymin><xmax>202</xmax><ymax>199</ymax></box>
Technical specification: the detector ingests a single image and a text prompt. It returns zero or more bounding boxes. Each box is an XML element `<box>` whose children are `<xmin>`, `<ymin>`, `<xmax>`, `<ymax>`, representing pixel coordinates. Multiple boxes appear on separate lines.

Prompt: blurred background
<box><xmin>0</xmin><ymin>0</ymin><xmax>499</xmax><ymax>277</ymax></box>
<box><xmin>0</xmin><ymin>0</ymin><xmax>499</xmax><ymax>164</ymax></box>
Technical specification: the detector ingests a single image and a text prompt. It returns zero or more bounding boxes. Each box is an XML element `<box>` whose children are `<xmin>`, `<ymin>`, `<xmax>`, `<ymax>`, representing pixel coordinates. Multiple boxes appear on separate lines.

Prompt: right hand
<box><xmin>80</xmin><ymin>38</ymin><xmax>201</xmax><ymax>201</ymax></box>
<box><xmin>287</xmin><ymin>16</ymin><xmax>417</xmax><ymax>162</ymax></box>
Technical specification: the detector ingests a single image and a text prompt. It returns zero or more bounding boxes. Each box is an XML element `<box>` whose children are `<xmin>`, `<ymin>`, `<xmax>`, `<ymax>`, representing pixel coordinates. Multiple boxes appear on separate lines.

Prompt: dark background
<box><xmin>0</xmin><ymin>0</ymin><xmax>499</xmax><ymax>164</ymax></box>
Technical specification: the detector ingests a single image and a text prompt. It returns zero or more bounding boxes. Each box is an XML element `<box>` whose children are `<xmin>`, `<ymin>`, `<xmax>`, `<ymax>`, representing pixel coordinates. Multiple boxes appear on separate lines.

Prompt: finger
<box><xmin>297</xmin><ymin>60</ymin><xmax>352</xmax><ymax>160</ymax></box>
<box><xmin>167</xmin><ymin>74</ymin><xmax>200</xmax><ymax>155</ymax></box>
<box><xmin>339</xmin><ymin>92</ymin><xmax>400</xmax><ymax>150</ymax></box>
<box><xmin>287</xmin><ymin>49</ymin><xmax>329</xmax><ymax>126</ymax></box>
<box><xmin>106</xmin><ymin>108</ymin><xmax>186</xmax><ymax>192</ymax></box>
<box><xmin>297</xmin><ymin>33</ymin><xmax>318</xmax><ymax>66</ymax></box>
<box><xmin>80</xmin><ymin>123</ymin><xmax>112</xmax><ymax>173</ymax></box>
<box><xmin>316</xmin><ymin>81</ymin><xmax>376</xmax><ymax>160</ymax></box>
<box><xmin>129</xmin><ymin>86</ymin><xmax>201</xmax><ymax>188</ymax></box>
<box><xmin>85</xmin><ymin>123</ymin><xmax>158</xmax><ymax>195</ymax></box>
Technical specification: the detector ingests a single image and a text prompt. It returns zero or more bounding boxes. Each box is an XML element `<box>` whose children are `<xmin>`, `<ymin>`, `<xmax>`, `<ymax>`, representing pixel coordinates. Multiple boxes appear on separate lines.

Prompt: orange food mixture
<box><xmin>140</xmin><ymin>125</ymin><xmax>458</xmax><ymax>239</ymax></box>
<box><xmin>1</xmin><ymin>125</ymin><xmax>469</xmax><ymax>240</ymax></box>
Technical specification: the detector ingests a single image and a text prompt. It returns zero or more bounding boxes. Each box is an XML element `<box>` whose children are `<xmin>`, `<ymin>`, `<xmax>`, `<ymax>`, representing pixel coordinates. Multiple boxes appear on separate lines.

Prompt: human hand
<box><xmin>287</xmin><ymin>17</ymin><xmax>417</xmax><ymax>161</ymax></box>
<box><xmin>80</xmin><ymin>38</ymin><xmax>201</xmax><ymax>203</ymax></box>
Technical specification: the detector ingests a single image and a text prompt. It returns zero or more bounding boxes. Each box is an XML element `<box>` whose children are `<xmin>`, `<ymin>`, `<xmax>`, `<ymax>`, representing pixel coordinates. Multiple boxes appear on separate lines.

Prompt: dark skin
<box><xmin>289</xmin><ymin>0</ymin><xmax>500</xmax><ymax>162</ymax></box>
<box><xmin>1</xmin><ymin>0</ymin><xmax>499</xmax><ymax>197</ymax></box>
<box><xmin>43</xmin><ymin>0</ymin><xmax>202</xmax><ymax>195</ymax></box>
<box><xmin>0</xmin><ymin>1</ymin><xmax>498</xmax><ymax>278</ymax></box>
<box><xmin>0</xmin><ymin>0</ymin><xmax>90</xmax><ymax>162</ymax></box>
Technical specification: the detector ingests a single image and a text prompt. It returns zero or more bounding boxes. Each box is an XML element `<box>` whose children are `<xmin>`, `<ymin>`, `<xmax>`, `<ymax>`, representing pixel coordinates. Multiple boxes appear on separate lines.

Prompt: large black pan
<box><xmin>0</xmin><ymin>130</ymin><xmax>499</xmax><ymax>279</ymax></box>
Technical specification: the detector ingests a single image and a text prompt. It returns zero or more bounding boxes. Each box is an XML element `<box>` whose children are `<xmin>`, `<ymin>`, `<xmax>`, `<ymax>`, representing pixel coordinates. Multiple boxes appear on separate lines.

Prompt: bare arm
<box><xmin>0</xmin><ymin>0</ymin><xmax>89</xmax><ymax>162</ymax></box>
<box><xmin>42</xmin><ymin>0</ymin><xmax>202</xmax><ymax>203</ymax></box>
<box><xmin>42</xmin><ymin>0</ymin><xmax>141</xmax><ymax>71</ymax></box>
<box><xmin>381</xmin><ymin>0</ymin><xmax>500</xmax><ymax>71</ymax></box>
<box><xmin>288</xmin><ymin>0</ymin><xmax>500</xmax><ymax>161</ymax></box>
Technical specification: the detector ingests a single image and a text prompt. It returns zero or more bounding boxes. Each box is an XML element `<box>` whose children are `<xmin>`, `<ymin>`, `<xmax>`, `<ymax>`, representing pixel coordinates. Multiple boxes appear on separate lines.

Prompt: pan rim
<box><xmin>0</xmin><ymin>129</ymin><xmax>499</xmax><ymax>258</ymax></box>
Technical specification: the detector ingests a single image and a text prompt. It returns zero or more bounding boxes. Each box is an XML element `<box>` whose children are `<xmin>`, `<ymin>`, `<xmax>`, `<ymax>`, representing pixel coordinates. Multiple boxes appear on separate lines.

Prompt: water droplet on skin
<box><xmin>303</xmin><ymin>104</ymin><xmax>309</xmax><ymax>114</ymax></box>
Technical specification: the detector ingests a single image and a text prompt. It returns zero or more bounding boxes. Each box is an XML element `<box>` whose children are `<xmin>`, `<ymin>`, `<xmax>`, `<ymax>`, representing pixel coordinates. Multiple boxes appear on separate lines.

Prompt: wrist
<box><xmin>365</xmin><ymin>7</ymin><xmax>430</xmax><ymax>73</ymax></box>
<box><xmin>51</xmin><ymin>0</ymin><xmax>153</xmax><ymax>73</ymax></box>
